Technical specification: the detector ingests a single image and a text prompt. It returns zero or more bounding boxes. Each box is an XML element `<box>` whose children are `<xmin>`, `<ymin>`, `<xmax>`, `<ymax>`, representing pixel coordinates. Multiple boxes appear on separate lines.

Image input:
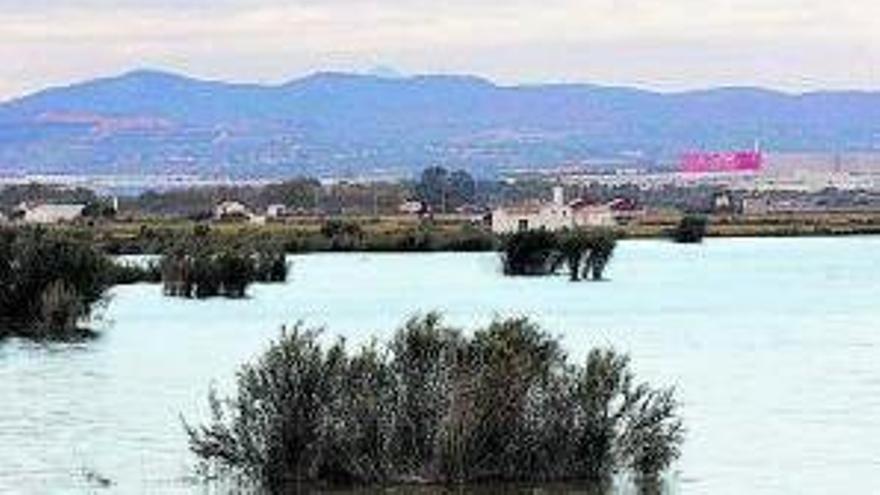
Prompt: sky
<box><xmin>0</xmin><ymin>0</ymin><xmax>878</xmax><ymax>100</ymax></box>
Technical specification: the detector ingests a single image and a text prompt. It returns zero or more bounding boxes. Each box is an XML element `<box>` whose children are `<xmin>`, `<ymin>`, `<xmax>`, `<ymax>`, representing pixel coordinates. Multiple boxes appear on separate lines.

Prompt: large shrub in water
<box><xmin>671</xmin><ymin>215</ymin><xmax>708</xmax><ymax>243</ymax></box>
<box><xmin>504</xmin><ymin>229</ymin><xmax>617</xmax><ymax>280</ymax></box>
<box><xmin>501</xmin><ymin>230</ymin><xmax>562</xmax><ymax>276</ymax></box>
<box><xmin>0</xmin><ymin>228</ymin><xmax>113</xmax><ymax>339</ymax></box>
<box><xmin>186</xmin><ymin>314</ymin><xmax>683</xmax><ymax>492</ymax></box>
<box><xmin>161</xmin><ymin>236</ymin><xmax>288</xmax><ymax>299</ymax></box>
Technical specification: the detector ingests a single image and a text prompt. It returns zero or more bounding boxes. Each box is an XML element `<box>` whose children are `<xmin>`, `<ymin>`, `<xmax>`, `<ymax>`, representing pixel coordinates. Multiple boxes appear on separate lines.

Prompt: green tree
<box><xmin>449</xmin><ymin>170</ymin><xmax>476</xmax><ymax>208</ymax></box>
<box><xmin>416</xmin><ymin>166</ymin><xmax>450</xmax><ymax>213</ymax></box>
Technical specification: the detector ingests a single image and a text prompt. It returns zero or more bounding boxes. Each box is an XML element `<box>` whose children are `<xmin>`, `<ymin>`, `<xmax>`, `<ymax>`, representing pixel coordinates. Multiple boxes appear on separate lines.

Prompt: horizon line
<box><xmin>4</xmin><ymin>65</ymin><xmax>879</xmax><ymax>105</ymax></box>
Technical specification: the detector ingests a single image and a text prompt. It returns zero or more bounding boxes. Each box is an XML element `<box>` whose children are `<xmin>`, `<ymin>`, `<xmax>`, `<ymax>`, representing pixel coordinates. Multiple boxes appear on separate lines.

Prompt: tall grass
<box><xmin>185</xmin><ymin>314</ymin><xmax>683</xmax><ymax>492</ymax></box>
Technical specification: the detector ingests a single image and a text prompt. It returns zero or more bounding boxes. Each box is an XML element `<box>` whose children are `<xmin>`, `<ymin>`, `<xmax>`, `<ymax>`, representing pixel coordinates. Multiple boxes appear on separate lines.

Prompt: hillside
<box><xmin>1</xmin><ymin>69</ymin><xmax>879</xmax><ymax>177</ymax></box>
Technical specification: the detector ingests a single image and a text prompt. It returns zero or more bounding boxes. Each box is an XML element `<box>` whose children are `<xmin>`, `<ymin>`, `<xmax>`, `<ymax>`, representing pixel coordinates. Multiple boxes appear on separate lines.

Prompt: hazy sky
<box><xmin>1</xmin><ymin>0</ymin><xmax>878</xmax><ymax>99</ymax></box>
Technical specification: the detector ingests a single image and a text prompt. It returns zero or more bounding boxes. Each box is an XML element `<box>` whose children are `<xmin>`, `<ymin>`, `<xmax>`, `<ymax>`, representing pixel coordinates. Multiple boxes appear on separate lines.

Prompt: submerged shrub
<box><xmin>501</xmin><ymin>230</ymin><xmax>562</xmax><ymax>276</ymax></box>
<box><xmin>504</xmin><ymin>229</ymin><xmax>617</xmax><ymax>280</ymax></box>
<box><xmin>0</xmin><ymin>227</ymin><xmax>125</xmax><ymax>340</ymax></box>
<box><xmin>671</xmin><ymin>215</ymin><xmax>709</xmax><ymax>243</ymax></box>
<box><xmin>186</xmin><ymin>314</ymin><xmax>683</xmax><ymax>492</ymax></box>
<box><xmin>161</xmin><ymin>238</ymin><xmax>288</xmax><ymax>299</ymax></box>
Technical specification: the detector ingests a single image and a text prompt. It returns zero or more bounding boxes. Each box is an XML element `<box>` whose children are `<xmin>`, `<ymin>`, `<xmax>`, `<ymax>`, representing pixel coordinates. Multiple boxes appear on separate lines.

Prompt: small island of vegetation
<box><xmin>0</xmin><ymin>227</ymin><xmax>293</xmax><ymax>341</ymax></box>
<box><xmin>161</xmin><ymin>235</ymin><xmax>288</xmax><ymax>299</ymax></box>
<box><xmin>502</xmin><ymin>228</ymin><xmax>618</xmax><ymax>281</ymax></box>
<box><xmin>671</xmin><ymin>215</ymin><xmax>709</xmax><ymax>244</ymax></box>
<box><xmin>185</xmin><ymin>314</ymin><xmax>684</xmax><ymax>494</ymax></box>
<box><xmin>0</xmin><ymin>227</ymin><xmax>133</xmax><ymax>340</ymax></box>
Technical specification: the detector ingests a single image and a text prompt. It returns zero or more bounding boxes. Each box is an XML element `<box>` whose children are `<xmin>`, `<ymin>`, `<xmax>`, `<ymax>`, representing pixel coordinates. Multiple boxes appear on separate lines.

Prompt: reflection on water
<box><xmin>1</xmin><ymin>237</ymin><xmax>880</xmax><ymax>494</ymax></box>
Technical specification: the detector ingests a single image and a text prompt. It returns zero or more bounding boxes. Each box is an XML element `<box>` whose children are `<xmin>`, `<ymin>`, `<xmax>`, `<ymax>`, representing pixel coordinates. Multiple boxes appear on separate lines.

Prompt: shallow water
<box><xmin>1</xmin><ymin>237</ymin><xmax>880</xmax><ymax>494</ymax></box>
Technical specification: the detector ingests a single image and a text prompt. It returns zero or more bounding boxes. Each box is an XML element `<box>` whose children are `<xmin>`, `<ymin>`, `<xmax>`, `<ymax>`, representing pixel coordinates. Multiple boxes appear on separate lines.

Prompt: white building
<box><xmin>741</xmin><ymin>196</ymin><xmax>770</xmax><ymax>215</ymax></box>
<box><xmin>569</xmin><ymin>199</ymin><xmax>617</xmax><ymax>228</ymax></box>
<box><xmin>266</xmin><ymin>204</ymin><xmax>288</xmax><ymax>219</ymax></box>
<box><xmin>214</xmin><ymin>201</ymin><xmax>250</xmax><ymax>221</ymax></box>
<box><xmin>398</xmin><ymin>200</ymin><xmax>424</xmax><ymax>215</ymax></box>
<box><xmin>490</xmin><ymin>187</ymin><xmax>616</xmax><ymax>234</ymax></box>
<box><xmin>21</xmin><ymin>203</ymin><xmax>85</xmax><ymax>224</ymax></box>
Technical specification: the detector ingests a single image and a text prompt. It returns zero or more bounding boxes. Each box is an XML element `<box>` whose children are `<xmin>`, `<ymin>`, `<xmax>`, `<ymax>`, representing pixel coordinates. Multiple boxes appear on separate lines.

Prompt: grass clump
<box><xmin>185</xmin><ymin>314</ymin><xmax>683</xmax><ymax>493</ymax></box>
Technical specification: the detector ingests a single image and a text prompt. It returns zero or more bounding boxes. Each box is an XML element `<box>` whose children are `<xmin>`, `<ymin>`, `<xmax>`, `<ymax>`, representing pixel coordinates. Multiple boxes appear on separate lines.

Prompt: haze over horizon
<box><xmin>1</xmin><ymin>0</ymin><xmax>878</xmax><ymax>100</ymax></box>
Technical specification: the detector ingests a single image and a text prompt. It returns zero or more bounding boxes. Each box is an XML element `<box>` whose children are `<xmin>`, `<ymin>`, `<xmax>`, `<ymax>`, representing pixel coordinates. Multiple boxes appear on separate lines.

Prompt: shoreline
<box><xmin>5</xmin><ymin>211</ymin><xmax>880</xmax><ymax>255</ymax></box>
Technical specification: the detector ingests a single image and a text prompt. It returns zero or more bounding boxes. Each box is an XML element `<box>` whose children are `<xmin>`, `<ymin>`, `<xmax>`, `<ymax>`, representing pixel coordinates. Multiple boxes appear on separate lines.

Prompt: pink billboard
<box><xmin>680</xmin><ymin>151</ymin><xmax>763</xmax><ymax>174</ymax></box>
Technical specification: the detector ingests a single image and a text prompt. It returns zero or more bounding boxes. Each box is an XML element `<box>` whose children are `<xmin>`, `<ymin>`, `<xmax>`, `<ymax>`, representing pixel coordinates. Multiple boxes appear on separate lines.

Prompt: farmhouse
<box><xmin>19</xmin><ymin>203</ymin><xmax>85</xmax><ymax>224</ymax></box>
<box><xmin>214</xmin><ymin>201</ymin><xmax>251</xmax><ymax>221</ymax></box>
<box><xmin>490</xmin><ymin>187</ymin><xmax>617</xmax><ymax>234</ymax></box>
<box><xmin>398</xmin><ymin>200</ymin><xmax>424</xmax><ymax>215</ymax></box>
<box><xmin>266</xmin><ymin>204</ymin><xmax>288</xmax><ymax>219</ymax></box>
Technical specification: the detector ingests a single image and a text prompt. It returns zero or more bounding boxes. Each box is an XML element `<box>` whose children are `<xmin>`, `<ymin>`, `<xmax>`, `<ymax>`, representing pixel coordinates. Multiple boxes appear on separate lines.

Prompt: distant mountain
<box><xmin>1</xmin><ymin>69</ymin><xmax>879</xmax><ymax>177</ymax></box>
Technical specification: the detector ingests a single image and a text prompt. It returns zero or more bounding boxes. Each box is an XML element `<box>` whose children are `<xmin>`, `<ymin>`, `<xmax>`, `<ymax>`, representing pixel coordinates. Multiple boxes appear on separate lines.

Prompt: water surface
<box><xmin>1</xmin><ymin>237</ymin><xmax>879</xmax><ymax>494</ymax></box>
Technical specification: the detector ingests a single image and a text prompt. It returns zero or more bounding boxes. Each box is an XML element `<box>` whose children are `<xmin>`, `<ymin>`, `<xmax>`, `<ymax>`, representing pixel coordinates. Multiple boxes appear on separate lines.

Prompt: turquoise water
<box><xmin>1</xmin><ymin>237</ymin><xmax>880</xmax><ymax>494</ymax></box>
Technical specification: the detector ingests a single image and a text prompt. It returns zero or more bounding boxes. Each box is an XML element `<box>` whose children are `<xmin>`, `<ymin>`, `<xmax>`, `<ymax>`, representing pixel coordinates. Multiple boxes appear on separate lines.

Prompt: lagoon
<box><xmin>1</xmin><ymin>237</ymin><xmax>880</xmax><ymax>494</ymax></box>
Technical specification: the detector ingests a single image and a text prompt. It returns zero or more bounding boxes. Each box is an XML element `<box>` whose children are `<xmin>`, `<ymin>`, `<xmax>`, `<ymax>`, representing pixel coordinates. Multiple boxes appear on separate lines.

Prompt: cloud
<box><xmin>0</xmin><ymin>0</ymin><xmax>877</xmax><ymax>99</ymax></box>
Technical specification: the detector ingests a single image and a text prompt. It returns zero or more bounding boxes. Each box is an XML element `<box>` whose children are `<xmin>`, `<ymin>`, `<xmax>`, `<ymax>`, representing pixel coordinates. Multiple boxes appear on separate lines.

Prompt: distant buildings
<box><xmin>490</xmin><ymin>186</ymin><xmax>620</xmax><ymax>234</ymax></box>
<box><xmin>398</xmin><ymin>200</ymin><xmax>424</xmax><ymax>215</ymax></box>
<box><xmin>17</xmin><ymin>203</ymin><xmax>85</xmax><ymax>224</ymax></box>
<box><xmin>741</xmin><ymin>196</ymin><xmax>770</xmax><ymax>215</ymax></box>
<box><xmin>266</xmin><ymin>204</ymin><xmax>288</xmax><ymax>219</ymax></box>
<box><xmin>712</xmin><ymin>191</ymin><xmax>735</xmax><ymax>214</ymax></box>
<box><xmin>214</xmin><ymin>201</ymin><xmax>250</xmax><ymax>221</ymax></box>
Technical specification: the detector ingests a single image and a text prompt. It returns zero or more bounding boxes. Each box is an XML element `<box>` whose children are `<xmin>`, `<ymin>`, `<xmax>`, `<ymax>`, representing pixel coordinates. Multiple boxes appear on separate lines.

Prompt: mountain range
<box><xmin>1</xmin><ymin>69</ymin><xmax>879</xmax><ymax>178</ymax></box>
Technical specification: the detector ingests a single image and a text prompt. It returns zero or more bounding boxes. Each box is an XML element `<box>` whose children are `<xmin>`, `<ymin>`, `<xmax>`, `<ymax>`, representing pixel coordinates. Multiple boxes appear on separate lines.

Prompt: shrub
<box><xmin>321</xmin><ymin>219</ymin><xmax>364</xmax><ymax>250</ymax></box>
<box><xmin>0</xmin><ymin>228</ymin><xmax>119</xmax><ymax>339</ymax></box>
<box><xmin>671</xmin><ymin>215</ymin><xmax>709</xmax><ymax>243</ymax></box>
<box><xmin>504</xmin><ymin>229</ymin><xmax>617</xmax><ymax>280</ymax></box>
<box><xmin>186</xmin><ymin>314</ymin><xmax>683</xmax><ymax>492</ymax></box>
<box><xmin>160</xmin><ymin>238</ymin><xmax>288</xmax><ymax>299</ymax></box>
<box><xmin>501</xmin><ymin>230</ymin><xmax>561</xmax><ymax>276</ymax></box>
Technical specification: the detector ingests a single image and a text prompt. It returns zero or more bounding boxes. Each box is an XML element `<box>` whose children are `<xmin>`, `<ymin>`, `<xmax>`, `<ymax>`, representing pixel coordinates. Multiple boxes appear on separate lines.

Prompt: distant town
<box><xmin>3</xmin><ymin>150</ymin><xmax>880</xmax><ymax>241</ymax></box>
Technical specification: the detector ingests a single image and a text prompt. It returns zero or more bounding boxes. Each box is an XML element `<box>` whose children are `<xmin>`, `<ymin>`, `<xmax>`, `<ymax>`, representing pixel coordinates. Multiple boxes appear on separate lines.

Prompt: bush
<box><xmin>186</xmin><ymin>314</ymin><xmax>683</xmax><ymax>492</ymax></box>
<box><xmin>321</xmin><ymin>219</ymin><xmax>364</xmax><ymax>250</ymax></box>
<box><xmin>503</xmin><ymin>229</ymin><xmax>617</xmax><ymax>280</ymax></box>
<box><xmin>558</xmin><ymin>229</ymin><xmax>617</xmax><ymax>281</ymax></box>
<box><xmin>501</xmin><ymin>230</ymin><xmax>561</xmax><ymax>276</ymax></box>
<box><xmin>0</xmin><ymin>228</ymin><xmax>116</xmax><ymax>339</ymax></box>
<box><xmin>671</xmin><ymin>215</ymin><xmax>708</xmax><ymax>243</ymax></box>
<box><xmin>161</xmin><ymin>237</ymin><xmax>288</xmax><ymax>299</ymax></box>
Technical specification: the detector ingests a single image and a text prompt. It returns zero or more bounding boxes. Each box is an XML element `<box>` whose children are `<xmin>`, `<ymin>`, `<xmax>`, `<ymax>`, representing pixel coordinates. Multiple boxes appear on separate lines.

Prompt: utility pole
<box><xmin>372</xmin><ymin>185</ymin><xmax>379</xmax><ymax>217</ymax></box>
